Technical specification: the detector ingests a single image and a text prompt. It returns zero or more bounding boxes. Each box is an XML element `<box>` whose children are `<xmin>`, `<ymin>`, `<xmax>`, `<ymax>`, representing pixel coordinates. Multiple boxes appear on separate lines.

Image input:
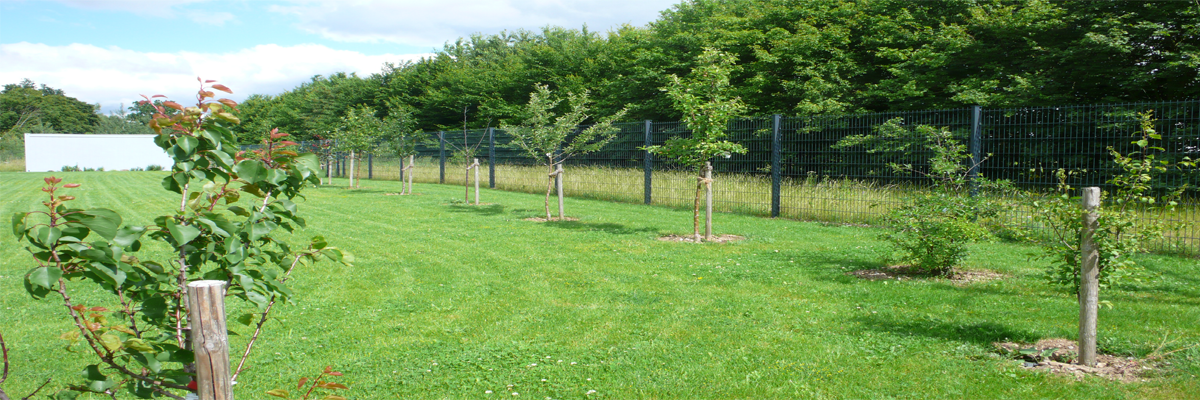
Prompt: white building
<box><xmin>24</xmin><ymin>134</ymin><xmax>173</xmax><ymax>172</ymax></box>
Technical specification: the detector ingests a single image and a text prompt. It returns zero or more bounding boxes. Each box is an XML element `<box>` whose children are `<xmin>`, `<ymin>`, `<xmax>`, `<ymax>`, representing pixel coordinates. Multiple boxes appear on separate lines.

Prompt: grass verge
<box><xmin>1</xmin><ymin>171</ymin><xmax>1198</xmax><ymax>399</ymax></box>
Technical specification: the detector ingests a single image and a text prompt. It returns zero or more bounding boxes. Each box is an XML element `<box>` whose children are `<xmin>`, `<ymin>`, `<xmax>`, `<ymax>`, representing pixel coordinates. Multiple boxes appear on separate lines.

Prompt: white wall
<box><xmin>25</xmin><ymin>134</ymin><xmax>173</xmax><ymax>172</ymax></box>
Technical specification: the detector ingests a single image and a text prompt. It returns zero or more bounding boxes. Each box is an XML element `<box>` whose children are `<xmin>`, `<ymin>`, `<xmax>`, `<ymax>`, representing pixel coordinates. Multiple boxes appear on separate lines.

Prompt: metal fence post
<box><xmin>969</xmin><ymin>105</ymin><xmax>982</xmax><ymax>196</ymax></box>
<box><xmin>644</xmin><ymin>120</ymin><xmax>652</xmax><ymax>205</ymax></box>
<box><xmin>771</xmin><ymin>114</ymin><xmax>782</xmax><ymax>218</ymax></box>
<box><xmin>488</xmin><ymin>127</ymin><xmax>496</xmax><ymax>189</ymax></box>
<box><xmin>438</xmin><ymin>131</ymin><xmax>446</xmax><ymax>184</ymax></box>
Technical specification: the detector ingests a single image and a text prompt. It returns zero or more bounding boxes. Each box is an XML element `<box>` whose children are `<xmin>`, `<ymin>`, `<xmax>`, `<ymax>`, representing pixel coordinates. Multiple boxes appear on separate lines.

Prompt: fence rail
<box><xmin>252</xmin><ymin>99</ymin><xmax>1200</xmax><ymax>250</ymax></box>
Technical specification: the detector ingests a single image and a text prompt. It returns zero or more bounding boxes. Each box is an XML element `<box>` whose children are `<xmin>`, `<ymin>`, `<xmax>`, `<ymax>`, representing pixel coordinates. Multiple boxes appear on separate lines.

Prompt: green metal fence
<box><xmin>260</xmin><ymin>99</ymin><xmax>1200</xmax><ymax>250</ymax></box>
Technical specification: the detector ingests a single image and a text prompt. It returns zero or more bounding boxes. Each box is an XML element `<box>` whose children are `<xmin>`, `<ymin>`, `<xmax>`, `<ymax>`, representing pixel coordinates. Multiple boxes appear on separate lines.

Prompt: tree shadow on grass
<box><xmin>542</xmin><ymin>220</ymin><xmax>659</xmax><ymax>236</ymax></box>
<box><xmin>447</xmin><ymin>204</ymin><xmax>505</xmax><ymax>216</ymax></box>
<box><xmin>854</xmin><ymin>314</ymin><xmax>1040</xmax><ymax>346</ymax></box>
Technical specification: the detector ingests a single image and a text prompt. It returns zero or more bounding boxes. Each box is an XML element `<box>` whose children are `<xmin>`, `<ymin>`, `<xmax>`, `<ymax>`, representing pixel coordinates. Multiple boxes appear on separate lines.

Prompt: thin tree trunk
<box><xmin>326</xmin><ymin>157</ymin><xmax>332</xmax><ymax>185</ymax></box>
<box><xmin>705</xmin><ymin>162</ymin><xmax>713</xmax><ymax>241</ymax></box>
<box><xmin>406</xmin><ymin>155</ymin><xmax>414</xmax><ymax>195</ymax></box>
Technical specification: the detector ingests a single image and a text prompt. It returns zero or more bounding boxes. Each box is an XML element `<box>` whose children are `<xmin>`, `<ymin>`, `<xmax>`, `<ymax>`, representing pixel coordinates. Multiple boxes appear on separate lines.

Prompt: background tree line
<box><xmin>3</xmin><ymin>0</ymin><xmax>1197</xmax><ymax>145</ymax></box>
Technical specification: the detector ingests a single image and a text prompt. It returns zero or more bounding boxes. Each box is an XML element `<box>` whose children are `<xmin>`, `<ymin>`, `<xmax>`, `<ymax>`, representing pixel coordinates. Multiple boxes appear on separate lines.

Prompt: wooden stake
<box><xmin>187</xmin><ymin>280</ymin><xmax>231</xmax><ymax>400</ymax></box>
<box><xmin>348</xmin><ymin>151</ymin><xmax>356</xmax><ymax>188</ymax></box>
<box><xmin>406</xmin><ymin>155</ymin><xmax>414</xmax><ymax>195</ymax></box>
<box><xmin>556</xmin><ymin>164</ymin><xmax>565</xmax><ymax>219</ymax></box>
<box><xmin>473</xmin><ymin>158</ymin><xmax>480</xmax><ymax>205</ymax></box>
<box><xmin>1079</xmin><ymin>187</ymin><xmax>1101</xmax><ymax>367</ymax></box>
<box><xmin>704</xmin><ymin>162</ymin><xmax>713</xmax><ymax>241</ymax></box>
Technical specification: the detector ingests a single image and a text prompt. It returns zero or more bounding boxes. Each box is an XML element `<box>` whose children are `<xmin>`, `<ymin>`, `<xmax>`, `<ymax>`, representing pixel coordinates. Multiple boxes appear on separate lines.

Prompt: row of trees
<box><xmin>230</xmin><ymin>0</ymin><xmax>1199</xmax><ymax>143</ymax></box>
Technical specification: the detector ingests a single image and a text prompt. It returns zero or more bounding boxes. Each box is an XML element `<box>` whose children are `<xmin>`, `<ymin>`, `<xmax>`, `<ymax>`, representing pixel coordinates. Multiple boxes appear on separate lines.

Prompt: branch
<box><xmin>232</xmin><ymin>251</ymin><xmax>309</xmax><ymax>381</ymax></box>
<box><xmin>18</xmin><ymin>378</ymin><xmax>50</xmax><ymax>400</ymax></box>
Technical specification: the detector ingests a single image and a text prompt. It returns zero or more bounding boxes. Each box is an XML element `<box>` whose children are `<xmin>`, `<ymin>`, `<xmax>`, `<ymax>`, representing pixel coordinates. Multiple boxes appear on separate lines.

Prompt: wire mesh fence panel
<box><xmin>242</xmin><ymin>99</ymin><xmax>1200</xmax><ymax>250</ymax></box>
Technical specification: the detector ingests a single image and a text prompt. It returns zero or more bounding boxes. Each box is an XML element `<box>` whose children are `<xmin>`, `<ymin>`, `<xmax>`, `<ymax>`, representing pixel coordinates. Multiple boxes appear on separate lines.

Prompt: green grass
<box><xmin>2</xmin><ymin>172</ymin><xmax>1199</xmax><ymax>399</ymax></box>
<box><xmin>0</xmin><ymin>158</ymin><xmax>23</xmax><ymax>172</ymax></box>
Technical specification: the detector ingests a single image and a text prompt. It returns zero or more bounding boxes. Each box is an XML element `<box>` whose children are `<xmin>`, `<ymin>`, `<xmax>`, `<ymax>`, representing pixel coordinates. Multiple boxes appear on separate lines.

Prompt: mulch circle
<box><xmin>848</xmin><ymin>265</ymin><xmax>1004</xmax><ymax>285</ymax></box>
<box><xmin>995</xmin><ymin>338</ymin><xmax>1153</xmax><ymax>383</ymax></box>
<box><xmin>657</xmin><ymin>234</ymin><xmax>745</xmax><ymax>243</ymax></box>
<box><xmin>523</xmin><ymin>216</ymin><xmax>581</xmax><ymax>222</ymax></box>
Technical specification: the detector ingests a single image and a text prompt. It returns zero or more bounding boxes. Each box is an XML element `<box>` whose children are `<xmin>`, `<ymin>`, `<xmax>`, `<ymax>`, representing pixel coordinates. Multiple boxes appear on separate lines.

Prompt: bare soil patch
<box><xmin>848</xmin><ymin>265</ymin><xmax>1004</xmax><ymax>284</ymax></box>
<box><xmin>657</xmin><ymin>234</ymin><xmax>746</xmax><ymax>243</ymax></box>
<box><xmin>995</xmin><ymin>338</ymin><xmax>1153</xmax><ymax>383</ymax></box>
<box><xmin>523</xmin><ymin>216</ymin><xmax>581</xmax><ymax>222</ymax></box>
<box><xmin>384</xmin><ymin>192</ymin><xmax>424</xmax><ymax>196</ymax></box>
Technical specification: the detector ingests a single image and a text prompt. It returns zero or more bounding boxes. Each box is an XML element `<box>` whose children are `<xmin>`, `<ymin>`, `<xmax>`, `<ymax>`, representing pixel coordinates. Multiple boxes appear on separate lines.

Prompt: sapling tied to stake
<box><xmin>10</xmin><ymin>79</ymin><xmax>350</xmax><ymax>399</ymax></box>
<box><xmin>502</xmin><ymin>84</ymin><xmax>628</xmax><ymax>220</ymax></box>
<box><xmin>645</xmin><ymin>48</ymin><xmax>747</xmax><ymax>241</ymax></box>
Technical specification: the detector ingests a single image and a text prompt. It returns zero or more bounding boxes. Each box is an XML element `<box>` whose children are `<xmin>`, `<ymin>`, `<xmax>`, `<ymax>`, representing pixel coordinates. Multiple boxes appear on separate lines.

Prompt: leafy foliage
<box><xmin>266</xmin><ymin>366</ymin><xmax>349</xmax><ymax>400</ymax></box>
<box><xmin>502</xmin><ymin>84</ymin><xmax>627</xmax><ymax>219</ymax></box>
<box><xmin>10</xmin><ymin>79</ymin><xmax>349</xmax><ymax>399</ymax></box>
<box><xmin>645</xmin><ymin>48</ymin><xmax>747</xmax><ymax>241</ymax></box>
<box><xmin>1034</xmin><ymin>111</ymin><xmax>1197</xmax><ymax>290</ymax></box>
<box><xmin>836</xmin><ymin>118</ymin><xmax>1012</xmax><ymax>275</ymax></box>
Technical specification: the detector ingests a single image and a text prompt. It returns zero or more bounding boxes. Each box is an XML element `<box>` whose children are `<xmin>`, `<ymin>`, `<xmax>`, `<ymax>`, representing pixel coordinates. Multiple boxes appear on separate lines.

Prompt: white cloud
<box><xmin>267</xmin><ymin>0</ymin><xmax>679</xmax><ymax>47</ymax></box>
<box><xmin>0</xmin><ymin>42</ymin><xmax>431</xmax><ymax>114</ymax></box>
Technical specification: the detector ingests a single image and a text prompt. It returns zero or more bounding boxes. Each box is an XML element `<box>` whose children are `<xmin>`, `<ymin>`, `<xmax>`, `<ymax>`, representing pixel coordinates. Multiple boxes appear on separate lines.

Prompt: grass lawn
<box><xmin>1</xmin><ymin>171</ymin><xmax>1198</xmax><ymax>399</ymax></box>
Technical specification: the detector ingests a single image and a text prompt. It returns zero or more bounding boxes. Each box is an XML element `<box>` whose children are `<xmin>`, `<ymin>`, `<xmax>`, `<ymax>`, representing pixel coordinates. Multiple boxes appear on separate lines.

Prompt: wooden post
<box><xmin>473</xmin><ymin>158</ymin><xmax>480</xmax><ymax>205</ymax></box>
<box><xmin>1079</xmin><ymin>187</ymin><xmax>1101</xmax><ymax>367</ymax></box>
<box><xmin>704</xmin><ymin>162</ymin><xmax>713</xmax><ymax>241</ymax></box>
<box><xmin>406</xmin><ymin>155</ymin><xmax>414</xmax><ymax>195</ymax></box>
<box><xmin>187</xmin><ymin>280</ymin><xmax>231</xmax><ymax>400</ymax></box>
<box><xmin>348</xmin><ymin>151</ymin><xmax>356</xmax><ymax>188</ymax></box>
<box><xmin>555</xmin><ymin>164</ymin><xmax>565</xmax><ymax>219</ymax></box>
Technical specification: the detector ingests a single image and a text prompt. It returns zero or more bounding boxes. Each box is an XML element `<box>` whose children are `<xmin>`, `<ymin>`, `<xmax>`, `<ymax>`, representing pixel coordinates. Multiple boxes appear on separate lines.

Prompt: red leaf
<box><xmin>323</xmin><ymin>366</ymin><xmax>333</xmax><ymax>374</ymax></box>
<box><xmin>327</xmin><ymin>371</ymin><xmax>343</xmax><ymax>376</ymax></box>
<box><xmin>297</xmin><ymin>377</ymin><xmax>309</xmax><ymax>390</ymax></box>
<box><xmin>63</xmin><ymin>183</ymin><xmax>80</xmax><ymax>188</ymax></box>
<box><xmin>200</xmin><ymin>90</ymin><xmax>215</xmax><ymax>99</ymax></box>
<box><xmin>279</xmin><ymin>141</ymin><xmax>299</xmax><ymax>146</ymax></box>
<box><xmin>218</xmin><ymin>98</ymin><xmax>239</xmax><ymax>108</ymax></box>
<box><xmin>90</xmin><ymin>306</ymin><xmax>109</xmax><ymax>312</ymax></box>
<box><xmin>71</xmin><ymin>304</ymin><xmax>86</xmax><ymax>311</ymax></box>
<box><xmin>316</xmin><ymin>382</ymin><xmax>348</xmax><ymax>390</ymax></box>
<box><xmin>163</xmin><ymin>101</ymin><xmax>184</xmax><ymax>111</ymax></box>
<box><xmin>211</xmin><ymin>84</ymin><xmax>233</xmax><ymax>94</ymax></box>
<box><xmin>205</xmin><ymin>79</ymin><xmax>217</xmax><ymax>83</ymax></box>
<box><xmin>152</xmin><ymin>94</ymin><xmax>167</xmax><ymax>98</ymax></box>
<box><xmin>44</xmin><ymin>177</ymin><xmax>55</xmax><ymax>185</ymax></box>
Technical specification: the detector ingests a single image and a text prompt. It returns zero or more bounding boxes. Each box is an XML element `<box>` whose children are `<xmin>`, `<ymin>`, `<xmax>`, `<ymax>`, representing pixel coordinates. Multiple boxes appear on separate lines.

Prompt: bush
<box><xmin>60</xmin><ymin>165</ymin><xmax>79</xmax><ymax>171</ymax></box>
<box><xmin>146</xmin><ymin>164</ymin><xmax>163</xmax><ymax>171</ymax></box>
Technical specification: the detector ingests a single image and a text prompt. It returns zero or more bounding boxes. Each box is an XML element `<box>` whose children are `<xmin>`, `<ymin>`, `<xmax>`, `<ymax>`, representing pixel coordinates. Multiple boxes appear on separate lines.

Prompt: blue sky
<box><xmin>0</xmin><ymin>0</ymin><xmax>679</xmax><ymax>114</ymax></box>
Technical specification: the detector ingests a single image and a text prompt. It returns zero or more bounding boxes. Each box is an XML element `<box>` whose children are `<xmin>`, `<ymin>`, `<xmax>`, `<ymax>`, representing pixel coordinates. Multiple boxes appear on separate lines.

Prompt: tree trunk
<box><xmin>348</xmin><ymin>151</ymin><xmax>356</xmax><ymax>188</ymax></box>
<box><xmin>188</xmin><ymin>281</ymin><xmax>231</xmax><ymax>400</ymax></box>
<box><xmin>556</xmin><ymin>164</ymin><xmax>565</xmax><ymax>219</ymax></box>
<box><xmin>326</xmin><ymin>157</ymin><xmax>332</xmax><ymax>185</ymax></box>
<box><xmin>705</xmin><ymin>162</ymin><xmax>713</xmax><ymax>241</ymax></box>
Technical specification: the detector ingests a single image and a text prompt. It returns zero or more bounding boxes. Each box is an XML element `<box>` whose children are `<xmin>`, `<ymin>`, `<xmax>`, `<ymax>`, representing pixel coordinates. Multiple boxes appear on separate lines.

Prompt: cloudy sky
<box><xmin>0</xmin><ymin>0</ymin><xmax>680</xmax><ymax>114</ymax></box>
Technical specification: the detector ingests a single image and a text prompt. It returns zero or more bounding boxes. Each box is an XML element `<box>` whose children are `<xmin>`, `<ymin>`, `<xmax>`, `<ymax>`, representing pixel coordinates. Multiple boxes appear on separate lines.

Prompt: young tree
<box><xmin>502</xmin><ymin>84</ymin><xmax>627</xmax><ymax>220</ymax></box>
<box><xmin>9</xmin><ymin>79</ymin><xmax>348</xmax><ymax>398</ymax></box>
<box><xmin>445</xmin><ymin>106</ymin><xmax>490</xmax><ymax>203</ymax></box>
<box><xmin>645</xmin><ymin>48</ymin><xmax>747</xmax><ymax>241</ymax></box>
<box><xmin>331</xmin><ymin>105</ymin><xmax>386</xmax><ymax>188</ymax></box>
<box><xmin>378</xmin><ymin>101</ymin><xmax>425</xmax><ymax>195</ymax></box>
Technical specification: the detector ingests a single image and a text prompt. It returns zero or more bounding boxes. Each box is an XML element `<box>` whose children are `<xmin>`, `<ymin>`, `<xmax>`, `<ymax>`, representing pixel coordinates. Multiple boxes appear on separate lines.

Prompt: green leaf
<box><xmin>123</xmin><ymin>338</ymin><xmax>154</xmax><ymax>352</ymax></box>
<box><xmin>130</xmin><ymin>350</ymin><xmax>163</xmax><ymax>373</ymax></box>
<box><xmin>177</xmin><ymin>135</ymin><xmax>199</xmax><ymax>155</ymax></box>
<box><xmin>235</xmin><ymin>160</ymin><xmax>268</xmax><ymax>184</ymax></box>
<box><xmin>98</xmin><ymin>333</ymin><xmax>122</xmax><ymax>352</ymax></box>
<box><xmin>29</xmin><ymin>266</ymin><xmax>63</xmax><ymax>289</ymax></box>
<box><xmin>167</xmin><ymin>222</ymin><xmax>201</xmax><ymax>245</ymax></box>
<box><xmin>310</xmin><ymin>235</ymin><xmax>328</xmax><ymax>250</ymax></box>
<box><xmin>235</xmin><ymin>312</ymin><xmax>257</xmax><ymax>326</ymax></box>
<box><xmin>249</xmin><ymin>221</ymin><xmax>277</xmax><ymax>242</ymax></box>
<box><xmin>113</xmin><ymin>225</ymin><xmax>146</xmax><ymax>247</ymax></box>
<box><xmin>266</xmin><ymin>389</ymin><xmax>290</xmax><ymax>399</ymax></box>
<box><xmin>11</xmin><ymin>211</ymin><xmax>26</xmax><ymax>238</ymax></box>
<box><xmin>66</xmin><ymin>209</ymin><xmax>123</xmax><ymax>240</ymax></box>
<box><xmin>34</xmin><ymin>226</ymin><xmax>62</xmax><ymax>247</ymax></box>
